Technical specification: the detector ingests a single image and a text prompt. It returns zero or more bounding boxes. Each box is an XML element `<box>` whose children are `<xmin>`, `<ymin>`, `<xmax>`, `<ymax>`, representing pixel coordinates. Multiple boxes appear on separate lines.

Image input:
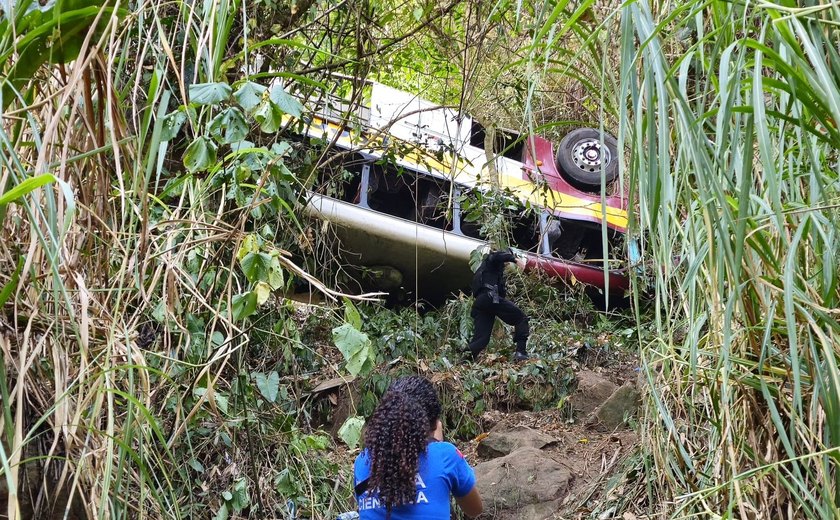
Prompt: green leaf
<box><xmin>234</xmin><ymin>81</ymin><xmax>267</xmax><ymax>111</ymax></box>
<box><xmin>269</xmin><ymin>86</ymin><xmax>304</xmax><ymax>118</ymax></box>
<box><xmin>194</xmin><ymin>387</ymin><xmax>229</xmax><ymax>414</ymax></box>
<box><xmin>183</xmin><ymin>136</ymin><xmax>217</xmax><ymax>173</ymax></box>
<box><xmin>160</xmin><ymin>110</ymin><xmax>187</xmax><ymax>142</ymax></box>
<box><xmin>267</xmin><ymin>254</ymin><xmax>284</xmax><ymax>290</ymax></box>
<box><xmin>189</xmin><ymin>82</ymin><xmax>232</xmax><ymax>105</ymax></box>
<box><xmin>254</xmin><ymin>371</ymin><xmax>280</xmax><ymax>402</ymax></box>
<box><xmin>237</xmin><ymin>234</ymin><xmax>260</xmax><ymax>261</ymax></box>
<box><xmin>240</xmin><ymin>251</ymin><xmax>272</xmax><ymax>283</ymax></box>
<box><xmin>343</xmin><ymin>298</ymin><xmax>362</xmax><ymax>330</ymax></box>
<box><xmin>209</xmin><ymin>107</ymin><xmax>248</xmax><ymax>144</ymax></box>
<box><xmin>188</xmin><ymin>458</ymin><xmax>205</xmax><ymax>473</ymax></box>
<box><xmin>211</xmin><ymin>332</ymin><xmax>225</xmax><ymax>346</ymax></box>
<box><xmin>332</xmin><ymin>323</ymin><xmax>373</xmax><ymax>376</ymax></box>
<box><xmin>232</xmin><ymin>292</ymin><xmax>257</xmax><ymax>321</ymax></box>
<box><xmin>271</xmin><ymin>141</ymin><xmax>292</xmax><ymax>156</ymax></box>
<box><xmin>275</xmin><ymin>468</ymin><xmax>296</xmax><ymax>495</ymax></box>
<box><xmin>0</xmin><ymin>173</ymin><xmax>56</xmax><ymax>206</ymax></box>
<box><xmin>230</xmin><ymin>139</ymin><xmax>256</xmax><ymax>154</ymax></box>
<box><xmin>254</xmin><ymin>281</ymin><xmax>271</xmax><ymax>305</ymax></box>
<box><xmin>231</xmin><ymin>479</ymin><xmax>250</xmax><ymax>512</ymax></box>
<box><xmin>214</xmin><ymin>392</ymin><xmax>229</xmax><ymax>414</ymax></box>
<box><xmin>253</xmin><ymin>98</ymin><xmax>283</xmax><ymax>133</ymax></box>
<box><xmin>338</xmin><ymin>416</ymin><xmax>365</xmax><ymax>450</ymax></box>
<box><xmin>0</xmin><ymin>257</ymin><xmax>24</xmax><ymax>309</ymax></box>
<box><xmin>304</xmin><ymin>434</ymin><xmax>329</xmax><ymax>451</ymax></box>
<box><xmin>469</xmin><ymin>246</ymin><xmax>487</xmax><ymax>272</ymax></box>
<box><xmin>213</xmin><ymin>503</ymin><xmax>229</xmax><ymax>520</ymax></box>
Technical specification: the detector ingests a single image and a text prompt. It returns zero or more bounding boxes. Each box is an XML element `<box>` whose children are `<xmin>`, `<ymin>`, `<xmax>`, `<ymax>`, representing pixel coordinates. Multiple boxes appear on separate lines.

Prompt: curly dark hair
<box><xmin>363</xmin><ymin>376</ymin><xmax>441</xmax><ymax>515</ymax></box>
<box><xmin>389</xmin><ymin>376</ymin><xmax>441</xmax><ymax>429</ymax></box>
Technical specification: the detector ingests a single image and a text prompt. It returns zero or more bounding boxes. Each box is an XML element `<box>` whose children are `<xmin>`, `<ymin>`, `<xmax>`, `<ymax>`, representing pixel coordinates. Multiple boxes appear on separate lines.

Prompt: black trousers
<box><xmin>468</xmin><ymin>293</ymin><xmax>529</xmax><ymax>355</ymax></box>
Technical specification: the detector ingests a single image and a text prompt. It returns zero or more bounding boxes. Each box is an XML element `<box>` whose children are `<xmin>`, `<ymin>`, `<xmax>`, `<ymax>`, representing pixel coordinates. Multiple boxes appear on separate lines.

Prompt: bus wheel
<box><xmin>555</xmin><ymin>128</ymin><xmax>619</xmax><ymax>192</ymax></box>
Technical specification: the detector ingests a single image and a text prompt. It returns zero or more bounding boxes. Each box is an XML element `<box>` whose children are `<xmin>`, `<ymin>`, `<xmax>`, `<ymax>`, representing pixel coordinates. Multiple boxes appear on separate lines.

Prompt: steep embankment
<box><xmin>304</xmin><ymin>291</ymin><xmax>647</xmax><ymax>520</ymax></box>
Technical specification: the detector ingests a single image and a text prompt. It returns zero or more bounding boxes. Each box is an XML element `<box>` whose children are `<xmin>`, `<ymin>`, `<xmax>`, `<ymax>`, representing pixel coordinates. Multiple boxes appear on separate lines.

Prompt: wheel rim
<box><xmin>571</xmin><ymin>138</ymin><xmax>611</xmax><ymax>173</ymax></box>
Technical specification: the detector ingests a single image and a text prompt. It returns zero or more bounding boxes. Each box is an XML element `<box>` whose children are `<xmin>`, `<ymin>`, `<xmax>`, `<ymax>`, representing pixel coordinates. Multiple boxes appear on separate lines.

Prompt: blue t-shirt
<box><xmin>353</xmin><ymin>441</ymin><xmax>476</xmax><ymax>519</ymax></box>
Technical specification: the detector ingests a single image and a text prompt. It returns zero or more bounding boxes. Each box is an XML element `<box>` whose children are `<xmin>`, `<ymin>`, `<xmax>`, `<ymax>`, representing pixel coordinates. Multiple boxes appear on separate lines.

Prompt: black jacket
<box><xmin>471</xmin><ymin>250</ymin><xmax>517</xmax><ymax>298</ymax></box>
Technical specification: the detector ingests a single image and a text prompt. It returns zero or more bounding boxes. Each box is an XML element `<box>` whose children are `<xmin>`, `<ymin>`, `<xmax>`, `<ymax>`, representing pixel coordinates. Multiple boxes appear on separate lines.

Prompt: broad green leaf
<box><xmin>271</xmin><ymin>161</ymin><xmax>296</xmax><ymax>183</ymax></box>
<box><xmin>214</xmin><ymin>392</ymin><xmax>229</xmax><ymax>414</ymax></box>
<box><xmin>254</xmin><ymin>281</ymin><xmax>271</xmax><ymax>305</ymax></box>
<box><xmin>271</xmin><ymin>141</ymin><xmax>292</xmax><ymax>156</ymax></box>
<box><xmin>213</xmin><ymin>503</ymin><xmax>229</xmax><ymax>520</ymax></box>
<box><xmin>0</xmin><ymin>173</ymin><xmax>56</xmax><ymax>206</ymax></box>
<box><xmin>160</xmin><ymin>110</ymin><xmax>187</xmax><ymax>142</ymax></box>
<box><xmin>230</xmin><ymin>140</ymin><xmax>256</xmax><ymax>154</ymax></box>
<box><xmin>183</xmin><ymin>136</ymin><xmax>217</xmax><ymax>172</ymax></box>
<box><xmin>189</xmin><ymin>82</ymin><xmax>232</xmax><ymax>105</ymax></box>
<box><xmin>253</xmin><ymin>98</ymin><xmax>282</xmax><ymax>133</ymax></box>
<box><xmin>231</xmin><ymin>292</ymin><xmax>257</xmax><ymax>321</ymax></box>
<box><xmin>343</xmin><ymin>298</ymin><xmax>362</xmax><ymax>330</ymax></box>
<box><xmin>469</xmin><ymin>246</ymin><xmax>486</xmax><ymax>272</ymax></box>
<box><xmin>240</xmin><ymin>251</ymin><xmax>272</xmax><ymax>283</ymax></box>
<box><xmin>231</xmin><ymin>479</ymin><xmax>249</xmax><ymax>512</ymax></box>
<box><xmin>332</xmin><ymin>323</ymin><xmax>373</xmax><ymax>376</ymax></box>
<box><xmin>237</xmin><ymin>234</ymin><xmax>259</xmax><ymax>261</ymax></box>
<box><xmin>194</xmin><ymin>387</ymin><xmax>228</xmax><ymax>414</ymax></box>
<box><xmin>275</xmin><ymin>468</ymin><xmax>296</xmax><ymax>495</ymax></box>
<box><xmin>338</xmin><ymin>416</ymin><xmax>365</xmax><ymax>450</ymax></box>
<box><xmin>209</xmin><ymin>107</ymin><xmax>248</xmax><ymax>144</ymax></box>
<box><xmin>234</xmin><ymin>81</ymin><xmax>267</xmax><ymax>111</ymax></box>
<box><xmin>267</xmin><ymin>254</ymin><xmax>284</xmax><ymax>290</ymax></box>
<box><xmin>254</xmin><ymin>371</ymin><xmax>280</xmax><ymax>402</ymax></box>
<box><xmin>304</xmin><ymin>434</ymin><xmax>329</xmax><ymax>450</ymax></box>
<box><xmin>269</xmin><ymin>86</ymin><xmax>304</xmax><ymax>118</ymax></box>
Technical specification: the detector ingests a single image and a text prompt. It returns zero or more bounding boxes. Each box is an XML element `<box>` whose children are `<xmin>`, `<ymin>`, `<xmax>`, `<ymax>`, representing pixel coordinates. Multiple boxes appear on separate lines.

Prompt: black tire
<box><xmin>555</xmin><ymin>128</ymin><xmax>619</xmax><ymax>192</ymax></box>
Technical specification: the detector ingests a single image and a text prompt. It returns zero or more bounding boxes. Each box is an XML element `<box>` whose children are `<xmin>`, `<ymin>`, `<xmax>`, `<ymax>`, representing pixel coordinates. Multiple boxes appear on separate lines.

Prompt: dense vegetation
<box><xmin>1</xmin><ymin>0</ymin><xmax>838</xmax><ymax>519</ymax></box>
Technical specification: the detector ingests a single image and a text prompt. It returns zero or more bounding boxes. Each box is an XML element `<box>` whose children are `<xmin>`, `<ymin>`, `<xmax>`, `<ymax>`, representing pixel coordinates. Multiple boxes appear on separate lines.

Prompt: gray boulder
<box><xmin>587</xmin><ymin>382</ymin><xmax>641</xmax><ymax>430</ymax></box>
<box><xmin>571</xmin><ymin>370</ymin><xmax>617</xmax><ymax>416</ymax></box>
<box><xmin>477</xmin><ymin>425</ymin><xmax>559</xmax><ymax>458</ymax></box>
<box><xmin>474</xmin><ymin>447</ymin><xmax>572</xmax><ymax>517</ymax></box>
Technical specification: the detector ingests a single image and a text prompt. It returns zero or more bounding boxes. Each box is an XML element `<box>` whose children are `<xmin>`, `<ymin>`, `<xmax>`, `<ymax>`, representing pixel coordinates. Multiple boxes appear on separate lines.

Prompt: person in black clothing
<box><xmin>466</xmin><ymin>248</ymin><xmax>531</xmax><ymax>362</ymax></box>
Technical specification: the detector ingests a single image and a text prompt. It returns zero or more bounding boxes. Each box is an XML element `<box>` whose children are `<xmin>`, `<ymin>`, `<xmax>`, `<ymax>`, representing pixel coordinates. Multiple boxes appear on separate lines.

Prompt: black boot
<box><xmin>513</xmin><ymin>351</ymin><xmax>531</xmax><ymax>362</ymax></box>
<box><xmin>461</xmin><ymin>347</ymin><xmax>480</xmax><ymax>364</ymax></box>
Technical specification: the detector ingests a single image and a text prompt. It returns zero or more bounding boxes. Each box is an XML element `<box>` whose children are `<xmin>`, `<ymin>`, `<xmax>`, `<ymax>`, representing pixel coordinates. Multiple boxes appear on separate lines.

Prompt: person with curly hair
<box><xmin>353</xmin><ymin>376</ymin><xmax>483</xmax><ymax>519</ymax></box>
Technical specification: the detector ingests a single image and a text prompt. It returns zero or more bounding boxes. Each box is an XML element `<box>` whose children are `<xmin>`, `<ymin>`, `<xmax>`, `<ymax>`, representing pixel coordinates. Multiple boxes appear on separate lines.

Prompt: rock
<box><xmin>572</xmin><ymin>370</ymin><xmax>617</xmax><ymax>416</ymax></box>
<box><xmin>477</xmin><ymin>425</ymin><xmax>558</xmax><ymax>458</ymax></box>
<box><xmin>587</xmin><ymin>382</ymin><xmax>641</xmax><ymax>430</ymax></box>
<box><xmin>474</xmin><ymin>447</ymin><xmax>572</xmax><ymax>515</ymax></box>
<box><xmin>519</xmin><ymin>499</ymin><xmax>563</xmax><ymax>520</ymax></box>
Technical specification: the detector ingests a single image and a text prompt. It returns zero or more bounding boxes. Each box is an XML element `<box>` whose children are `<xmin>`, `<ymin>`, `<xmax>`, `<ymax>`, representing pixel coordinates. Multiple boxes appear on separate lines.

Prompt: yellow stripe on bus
<box><xmin>287</xmin><ymin>115</ymin><xmax>629</xmax><ymax>229</ymax></box>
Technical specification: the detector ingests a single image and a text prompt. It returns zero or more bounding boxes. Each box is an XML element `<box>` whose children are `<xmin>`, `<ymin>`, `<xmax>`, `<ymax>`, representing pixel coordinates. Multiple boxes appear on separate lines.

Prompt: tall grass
<box><xmin>617</xmin><ymin>0</ymin><xmax>839</xmax><ymax>516</ymax></box>
<box><xmin>0</xmin><ymin>0</ymin><xmax>334</xmax><ymax>518</ymax></box>
<box><xmin>1</xmin><ymin>0</ymin><xmax>448</xmax><ymax>517</ymax></box>
<box><xmin>516</xmin><ymin>0</ymin><xmax>838</xmax><ymax>516</ymax></box>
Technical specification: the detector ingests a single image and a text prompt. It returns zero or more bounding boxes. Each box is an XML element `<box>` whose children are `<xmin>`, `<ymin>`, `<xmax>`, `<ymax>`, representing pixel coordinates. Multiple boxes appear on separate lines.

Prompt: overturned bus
<box><xmin>297</xmin><ymin>81</ymin><xmax>633</xmax><ymax>302</ymax></box>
